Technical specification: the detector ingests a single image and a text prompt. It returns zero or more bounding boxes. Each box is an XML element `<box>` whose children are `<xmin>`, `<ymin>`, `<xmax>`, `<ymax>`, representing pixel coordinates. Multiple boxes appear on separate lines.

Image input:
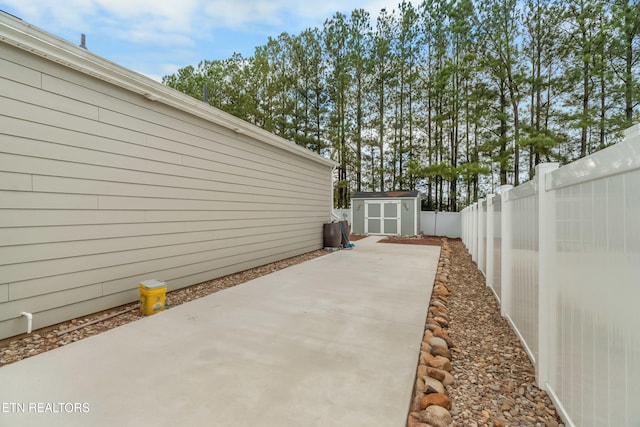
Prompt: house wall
<box><xmin>0</xmin><ymin>37</ymin><xmax>333</xmax><ymax>339</ymax></box>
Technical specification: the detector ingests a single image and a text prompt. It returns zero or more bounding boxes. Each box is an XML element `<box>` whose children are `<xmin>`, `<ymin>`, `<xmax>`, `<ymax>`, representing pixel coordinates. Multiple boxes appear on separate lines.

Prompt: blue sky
<box><xmin>0</xmin><ymin>0</ymin><xmax>411</xmax><ymax>82</ymax></box>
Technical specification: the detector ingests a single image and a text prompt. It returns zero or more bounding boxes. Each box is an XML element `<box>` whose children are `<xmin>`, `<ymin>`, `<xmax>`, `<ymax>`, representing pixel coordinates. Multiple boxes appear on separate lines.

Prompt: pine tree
<box><xmin>521</xmin><ymin>0</ymin><xmax>564</xmax><ymax>177</ymax></box>
<box><xmin>610</xmin><ymin>0</ymin><xmax>640</xmax><ymax>128</ymax></box>
<box><xmin>479</xmin><ymin>0</ymin><xmax>525</xmax><ymax>184</ymax></box>
<box><xmin>347</xmin><ymin>9</ymin><xmax>372</xmax><ymax>193</ymax></box>
<box><xmin>370</xmin><ymin>8</ymin><xmax>396</xmax><ymax>192</ymax></box>
<box><xmin>162</xmin><ymin>0</ymin><xmax>637</xmax><ymax>211</ymax></box>
<box><xmin>290</xmin><ymin>29</ymin><xmax>328</xmax><ymax>153</ymax></box>
<box><xmin>324</xmin><ymin>13</ymin><xmax>352</xmax><ymax>208</ymax></box>
<box><xmin>560</xmin><ymin>0</ymin><xmax>607</xmax><ymax>159</ymax></box>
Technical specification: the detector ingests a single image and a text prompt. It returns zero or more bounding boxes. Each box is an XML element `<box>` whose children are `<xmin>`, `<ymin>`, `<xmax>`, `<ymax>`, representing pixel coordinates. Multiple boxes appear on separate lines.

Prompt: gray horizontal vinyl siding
<box><xmin>0</xmin><ymin>43</ymin><xmax>332</xmax><ymax>339</ymax></box>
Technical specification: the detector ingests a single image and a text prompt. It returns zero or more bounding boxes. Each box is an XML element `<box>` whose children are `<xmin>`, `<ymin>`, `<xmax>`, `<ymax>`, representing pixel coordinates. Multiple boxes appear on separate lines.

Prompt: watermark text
<box><xmin>1</xmin><ymin>402</ymin><xmax>90</xmax><ymax>414</ymax></box>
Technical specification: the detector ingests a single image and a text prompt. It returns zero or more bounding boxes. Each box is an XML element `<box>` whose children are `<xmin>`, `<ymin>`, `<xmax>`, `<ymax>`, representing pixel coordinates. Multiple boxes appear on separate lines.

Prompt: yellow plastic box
<box><xmin>139</xmin><ymin>279</ymin><xmax>167</xmax><ymax>316</ymax></box>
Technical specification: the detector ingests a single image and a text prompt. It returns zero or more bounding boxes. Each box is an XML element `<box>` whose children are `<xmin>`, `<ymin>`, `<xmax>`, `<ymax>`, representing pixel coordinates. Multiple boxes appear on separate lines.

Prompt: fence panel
<box><xmin>461</xmin><ymin>124</ymin><xmax>640</xmax><ymax>427</ymax></box>
<box><xmin>471</xmin><ymin>203</ymin><xmax>478</xmax><ymax>262</ymax></box>
<box><xmin>478</xmin><ymin>200</ymin><xmax>487</xmax><ymax>275</ymax></box>
<box><xmin>507</xmin><ymin>181</ymin><xmax>540</xmax><ymax>363</ymax></box>
<box><xmin>462</xmin><ymin>208</ymin><xmax>471</xmax><ymax>247</ymax></box>
<box><xmin>546</xmin><ymin>148</ymin><xmax>640</xmax><ymax>427</ymax></box>
<box><xmin>420</xmin><ymin>211</ymin><xmax>461</xmax><ymax>237</ymax></box>
<box><xmin>491</xmin><ymin>194</ymin><xmax>502</xmax><ymax>300</ymax></box>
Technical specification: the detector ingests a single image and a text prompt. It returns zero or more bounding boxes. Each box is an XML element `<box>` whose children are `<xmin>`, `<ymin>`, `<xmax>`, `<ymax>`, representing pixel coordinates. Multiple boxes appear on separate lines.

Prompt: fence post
<box><xmin>471</xmin><ymin>203</ymin><xmax>477</xmax><ymax>262</ymax></box>
<box><xmin>478</xmin><ymin>199</ymin><xmax>486</xmax><ymax>272</ymax></box>
<box><xmin>463</xmin><ymin>208</ymin><xmax>468</xmax><ymax>246</ymax></box>
<box><xmin>536</xmin><ymin>162</ymin><xmax>559</xmax><ymax>389</ymax></box>
<box><xmin>500</xmin><ymin>185</ymin><xmax>513</xmax><ymax>318</ymax></box>
<box><xmin>461</xmin><ymin>209</ymin><xmax>466</xmax><ymax>245</ymax></box>
<box><xmin>486</xmin><ymin>195</ymin><xmax>495</xmax><ymax>289</ymax></box>
<box><xmin>465</xmin><ymin>208</ymin><xmax>470</xmax><ymax>246</ymax></box>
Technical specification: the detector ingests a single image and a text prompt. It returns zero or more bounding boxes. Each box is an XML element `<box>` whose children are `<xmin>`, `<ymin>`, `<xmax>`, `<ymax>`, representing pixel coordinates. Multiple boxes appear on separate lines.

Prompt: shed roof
<box><xmin>352</xmin><ymin>191</ymin><xmax>419</xmax><ymax>199</ymax></box>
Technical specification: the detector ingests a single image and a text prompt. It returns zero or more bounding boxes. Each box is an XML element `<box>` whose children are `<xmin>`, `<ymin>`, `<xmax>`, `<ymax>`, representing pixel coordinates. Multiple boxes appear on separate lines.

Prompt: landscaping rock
<box><xmin>430</xmin><ymin>299</ymin><xmax>446</xmax><ymax>309</ymax></box>
<box><xmin>432</xmin><ymin>328</ymin><xmax>454</xmax><ymax>348</ymax></box>
<box><xmin>440</xmin><ymin>370</ymin><xmax>455</xmax><ymax>386</ymax></box>
<box><xmin>427</xmin><ymin>337</ymin><xmax>448</xmax><ymax>349</ymax></box>
<box><xmin>420</xmin><ymin>393</ymin><xmax>451</xmax><ymax>410</ymax></box>
<box><xmin>425</xmin><ymin>366</ymin><xmax>446</xmax><ymax>382</ymax></box>
<box><xmin>420</xmin><ymin>351</ymin><xmax>435</xmax><ymax>365</ymax></box>
<box><xmin>411</xmin><ymin>394</ymin><xmax>425</xmax><ymax>412</ymax></box>
<box><xmin>430</xmin><ymin>345</ymin><xmax>451</xmax><ymax>359</ymax></box>
<box><xmin>442</xmin><ymin>240</ymin><xmax>563</xmax><ymax>427</ymax></box>
<box><xmin>407</xmin><ymin>412</ymin><xmax>432</xmax><ymax>427</ymax></box>
<box><xmin>424</xmin><ymin>376</ymin><xmax>445</xmax><ymax>394</ymax></box>
<box><xmin>417</xmin><ymin>364</ymin><xmax>427</xmax><ymax>379</ymax></box>
<box><xmin>426</xmin><ymin>323</ymin><xmax>440</xmax><ymax>332</ymax></box>
<box><xmin>422</xmin><ymin>405</ymin><xmax>453</xmax><ymax>425</ymax></box>
<box><xmin>433</xmin><ymin>316</ymin><xmax>449</xmax><ymax>328</ymax></box>
<box><xmin>427</xmin><ymin>355</ymin><xmax>452</xmax><ymax>372</ymax></box>
<box><xmin>492</xmin><ymin>416</ymin><xmax>508</xmax><ymax>427</ymax></box>
<box><xmin>423</xmin><ymin>329</ymin><xmax>434</xmax><ymax>341</ymax></box>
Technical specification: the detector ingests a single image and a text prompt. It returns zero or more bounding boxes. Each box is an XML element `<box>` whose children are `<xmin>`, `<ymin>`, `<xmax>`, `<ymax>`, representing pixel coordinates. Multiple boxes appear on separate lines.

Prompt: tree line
<box><xmin>163</xmin><ymin>0</ymin><xmax>640</xmax><ymax>211</ymax></box>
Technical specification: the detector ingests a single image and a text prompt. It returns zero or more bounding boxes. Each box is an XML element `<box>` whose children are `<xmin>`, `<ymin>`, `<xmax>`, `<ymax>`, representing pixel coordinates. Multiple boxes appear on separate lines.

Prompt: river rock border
<box><xmin>407</xmin><ymin>238</ymin><xmax>454</xmax><ymax>427</ymax></box>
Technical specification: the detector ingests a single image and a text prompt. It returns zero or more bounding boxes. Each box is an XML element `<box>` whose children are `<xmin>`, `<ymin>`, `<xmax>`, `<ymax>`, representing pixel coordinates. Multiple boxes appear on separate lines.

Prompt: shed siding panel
<box><xmin>401</xmin><ymin>200</ymin><xmax>416</xmax><ymax>236</ymax></box>
<box><xmin>352</xmin><ymin>200</ymin><xmax>365</xmax><ymax>234</ymax></box>
<box><xmin>351</xmin><ymin>195</ymin><xmax>420</xmax><ymax>236</ymax></box>
<box><xmin>0</xmin><ymin>42</ymin><xmax>331</xmax><ymax>339</ymax></box>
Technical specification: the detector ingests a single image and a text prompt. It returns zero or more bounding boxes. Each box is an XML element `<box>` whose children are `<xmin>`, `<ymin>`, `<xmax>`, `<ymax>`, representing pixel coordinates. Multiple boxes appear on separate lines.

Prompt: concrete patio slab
<box><xmin>0</xmin><ymin>236</ymin><xmax>439</xmax><ymax>427</ymax></box>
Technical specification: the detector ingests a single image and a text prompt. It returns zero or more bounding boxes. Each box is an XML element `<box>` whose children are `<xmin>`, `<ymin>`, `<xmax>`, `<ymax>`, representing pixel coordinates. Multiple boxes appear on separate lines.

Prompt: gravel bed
<box><xmin>0</xmin><ymin>249</ymin><xmax>326</xmax><ymax>367</ymax></box>
<box><xmin>445</xmin><ymin>240</ymin><xmax>563</xmax><ymax>427</ymax></box>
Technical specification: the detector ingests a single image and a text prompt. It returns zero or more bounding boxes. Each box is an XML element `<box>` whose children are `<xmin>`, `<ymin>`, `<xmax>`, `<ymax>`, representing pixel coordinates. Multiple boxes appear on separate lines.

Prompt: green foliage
<box><xmin>162</xmin><ymin>0</ymin><xmax>638</xmax><ymax>211</ymax></box>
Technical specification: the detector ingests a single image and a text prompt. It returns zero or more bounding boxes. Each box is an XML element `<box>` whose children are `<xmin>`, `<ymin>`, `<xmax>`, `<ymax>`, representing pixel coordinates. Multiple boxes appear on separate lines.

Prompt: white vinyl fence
<box><xmin>339</xmin><ymin>208</ymin><xmax>461</xmax><ymax>237</ymax></box>
<box><xmin>421</xmin><ymin>211</ymin><xmax>461</xmax><ymax>237</ymax></box>
<box><xmin>462</xmin><ymin>125</ymin><xmax>640</xmax><ymax>427</ymax></box>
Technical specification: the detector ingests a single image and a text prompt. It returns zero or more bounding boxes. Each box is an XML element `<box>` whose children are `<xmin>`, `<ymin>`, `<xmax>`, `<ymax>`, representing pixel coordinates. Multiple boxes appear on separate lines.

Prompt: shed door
<box><xmin>365</xmin><ymin>200</ymin><xmax>400</xmax><ymax>235</ymax></box>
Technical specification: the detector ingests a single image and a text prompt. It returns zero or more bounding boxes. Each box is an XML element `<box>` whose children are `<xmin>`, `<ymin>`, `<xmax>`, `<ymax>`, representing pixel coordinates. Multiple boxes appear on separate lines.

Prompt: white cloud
<box><xmin>3</xmin><ymin>0</ymin><xmax>422</xmax><ymax>45</ymax></box>
<box><xmin>202</xmin><ymin>1</ymin><xmax>284</xmax><ymax>29</ymax></box>
<box><xmin>1</xmin><ymin>0</ymin><xmax>423</xmax><ymax>81</ymax></box>
<box><xmin>92</xmin><ymin>0</ymin><xmax>200</xmax><ymax>32</ymax></box>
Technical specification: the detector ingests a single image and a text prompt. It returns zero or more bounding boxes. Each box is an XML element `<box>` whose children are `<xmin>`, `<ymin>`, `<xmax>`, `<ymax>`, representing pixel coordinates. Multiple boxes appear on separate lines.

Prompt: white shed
<box><xmin>350</xmin><ymin>191</ymin><xmax>421</xmax><ymax>236</ymax></box>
